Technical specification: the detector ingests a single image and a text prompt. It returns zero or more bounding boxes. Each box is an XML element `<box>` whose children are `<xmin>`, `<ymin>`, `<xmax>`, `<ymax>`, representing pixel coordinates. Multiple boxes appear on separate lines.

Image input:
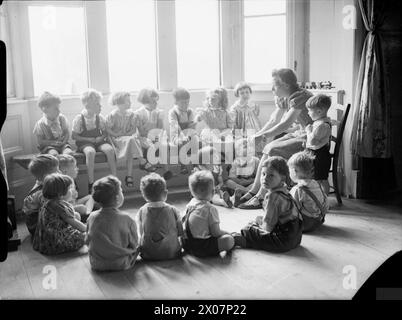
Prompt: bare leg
<box><xmin>99</xmin><ymin>144</ymin><xmax>117</xmax><ymax>176</ymax></box>
<box><xmin>225</xmin><ymin>179</ymin><xmax>251</xmax><ymax>193</ymax></box>
<box><xmin>48</xmin><ymin>148</ymin><xmax>59</xmax><ymax>156</ymax></box>
<box><xmin>83</xmin><ymin>146</ymin><xmax>96</xmax><ymax>184</ymax></box>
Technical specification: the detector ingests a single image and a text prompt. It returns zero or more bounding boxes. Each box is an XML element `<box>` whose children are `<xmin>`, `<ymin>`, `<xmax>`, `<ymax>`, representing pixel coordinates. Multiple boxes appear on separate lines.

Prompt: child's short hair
<box><xmin>37</xmin><ymin>91</ymin><xmax>61</xmax><ymax>110</ymax></box>
<box><xmin>288</xmin><ymin>151</ymin><xmax>315</xmax><ymax>179</ymax></box>
<box><xmin>173</xmin><ymin>87</ymin><xmax>190</xmax><ymax>101</ymax></box>
<box><xmin>42</xmin><ymin>173</ymin><xmax>73</xmax><ymax>200</ymax></box>
<box><xmin>140</xmin><ymin>173</ymin><xmax>167</xmax><ymax>202</ymax></box>
<box><xmin>205</xmin><ymin>87</ymin><xmax>228</xmax><ymax>109</ymax></box>
<box><xmin>306</xmin><ymin>94</ymin><xmax>332</xmax><ymax>111</ymax></box>
<box><xmin>234</xmin><ymin>82</ymin><xmax>252</xmax><ymax>97</ymax></box>
<box><xmin>109</xmin><ymin>91</ymin><xmax>130</xmax><ymax>106</ymax></box>
<box><xmin>261</xmin><ymin>156</ymin><xmax>290</xmax><ymax>181</ymax></box>
<box><xmin>137</xmin><ymin>88</ymin><xmax>159</xmax><ymax>105</ymax></box>
<box><xmin>28</xmin><ymin>154</ymin><xmax>59</xmax><ymax>181</ymax></box>
<box><xmin>92</xmin><ymin>175</ymin><xmax>121</xmax><ymax>207</ymax></box>
<box><xmin>81</xmin><ymin>89</ymin><xmax>102</xmax><ymax>107</ymax></box>
<box><xmin>56</xmin><ymin>154</ymin><xmax>77</xmax><ymax>171</ymax></box>
<box><xmin>189</xmin><ymin>170</ymin><xmax>214</xmax><ymax>199</ymax></box>
<box><xmin>272</xmin><ymin>68</ymin><xmax>299</xmax><ymax>91</ymax></box>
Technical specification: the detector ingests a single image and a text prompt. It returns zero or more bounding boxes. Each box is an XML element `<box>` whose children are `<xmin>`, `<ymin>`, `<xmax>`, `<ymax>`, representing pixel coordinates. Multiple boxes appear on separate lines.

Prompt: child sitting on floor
<box><xmin>23</xmin><ymin>154</ymin><xmax>59</xmax><ymax>236</ymax></box>
<box><xmin>226</xmin><ymin>138</ymin><xmax>260</xmax><ymax>207</ymax></box>
<box><xmin>135</xmin><ymin>87</ymin><xmax>172</xmax><ymax>180</ymax></box>
<box><xmin>195</xmin><ymin>87</ymin><xmax>234</xmax><ymax>145</ymax></box>
<box><xmin>194</xmin><ymin>146</ymin><xmax>233</xmax><ymax>208</ymax></box>
<box><xmin>182</xmin><ymin>170</ymin><xmax>235</xmax><ymax>258</ymax></box>
<box><xmin>86</xmin><ymin>175</ymin><xmax>139</xmax><ymax>271</ymax></box>
<box><xmin>168</xmin><ymin>87</ymin><xmax>198</xmax><ymax>174</ymax></box>
<box><xmin>33</xmin><ymin>173</ymin><xmax>86</xmax><ymax>255</ymax></box>
<box><xmin>235</xmin><ymin>156</ymin><xmax>303</xmax><ymax>253</ymax></box>
<box><xmin>57</xmin><ymin>154</ymin><xmax>95</xmax><ymax>221</ymax></box>
<box><xmin>33</xmin><ymin>92</ymin><xmax>74</xmax><ymax>155</ymax></box>
<box><xmin>305</xmin><ymin>94</ymin><xmax>333</xmax><ymax>194</ymax></box>
<box><xmin>106</xmin><ymin>91</ymin><xmax>148</xmax><ymax>187</ymax></box>
<box><xmin>137</xmin><ymin>173</ymin><xmax>183</xmax><ymax>260</ymax></box>
<box><xmin>72</xmin><ymin>89</ymin><xmax>117</xmax><ymax>192</ymax></box>
<box><xmin>288</xmin><ymin>151</ymin><xmax>328</xmax><ymax>232</ymax></box>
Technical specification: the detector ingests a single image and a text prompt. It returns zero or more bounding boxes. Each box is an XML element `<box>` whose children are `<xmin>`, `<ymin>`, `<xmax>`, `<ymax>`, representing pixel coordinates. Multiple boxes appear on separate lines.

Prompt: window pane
<box><xmin>175</xmin><ymin>0</ymin><xmax>220</xmax><ymax>89</ymax></box>
<box><xmin>244</xmin><ymin>16</ymin><xmax>286</xmax><ymax>83</ymax></box>
<box><xmin>106</xmin><ymin>0</ymin><xmax>157</xmax><ymax>92</ymax></box>
<box><xmin>28</xmin><ymin>5</ymin><xmax>88</xmax><ymax>96</ymax></box>
<box><xmin>244</xmin><ymin>0</ymin><xmax>286</xmax><ymax>16</ymax></box>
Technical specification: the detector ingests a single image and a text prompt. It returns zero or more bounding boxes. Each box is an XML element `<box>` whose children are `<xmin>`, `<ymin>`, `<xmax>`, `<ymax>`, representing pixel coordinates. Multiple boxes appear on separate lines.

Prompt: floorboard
<box><xmin>1</xmin><ymin>196</ymin><xmax>401</xmax><ymax>300</ymax></box>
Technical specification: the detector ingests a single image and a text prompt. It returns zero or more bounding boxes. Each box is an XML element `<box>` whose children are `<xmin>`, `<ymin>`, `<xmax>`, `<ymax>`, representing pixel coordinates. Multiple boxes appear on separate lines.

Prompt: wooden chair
<box><xmin>329</xmin><ymin>103</ymin><xmax>351</xmax><ymax>205</ymax></box>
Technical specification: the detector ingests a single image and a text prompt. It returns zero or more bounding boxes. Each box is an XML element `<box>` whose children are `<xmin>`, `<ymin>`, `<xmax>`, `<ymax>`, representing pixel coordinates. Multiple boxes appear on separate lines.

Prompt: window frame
<box><xmin>5</xmin><ymin>0</ymin><xmax>305</xmax><ymax>100</ymax></box>
<box><xmin>240</xmin><ymin>0</ymin><xmax>294</xmax><ymax>90</ymax></box>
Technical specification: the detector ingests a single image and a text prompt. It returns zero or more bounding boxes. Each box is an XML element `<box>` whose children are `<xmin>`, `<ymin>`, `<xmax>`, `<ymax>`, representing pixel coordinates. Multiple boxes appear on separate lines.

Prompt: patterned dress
<box><xmin>134</xmin><ymin>106</ymin><xmax>165</xmax><ymax>149</ymax></box>
<box><xmin>33</xmin><ymin>199</ymin><xmax>85</xmax><ymax>255</ymax></box>
<box><xmin>105</xmin><ymin>109</ymin><xmax>143</xmax><ymax>160</ymax></box>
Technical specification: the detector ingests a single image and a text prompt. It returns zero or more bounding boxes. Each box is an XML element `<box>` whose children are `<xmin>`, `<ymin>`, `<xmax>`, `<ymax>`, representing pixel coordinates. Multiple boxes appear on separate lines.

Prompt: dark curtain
<box><xmin>351</xmin><ymin>0</ymin><xmax>402</xmax><ymax>199</ymax></box>
<box><xmin>351</xmin><ymin>0</ymin><xmax>390</xmax><ymax>159</ymax></box>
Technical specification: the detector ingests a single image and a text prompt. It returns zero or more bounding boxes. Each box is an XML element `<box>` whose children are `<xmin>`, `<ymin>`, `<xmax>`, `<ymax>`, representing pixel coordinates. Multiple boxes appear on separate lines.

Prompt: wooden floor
<box><xmin>1</xmin><ymin>194</ymin><xmax>402</xmax><ymax>300</ymax></box>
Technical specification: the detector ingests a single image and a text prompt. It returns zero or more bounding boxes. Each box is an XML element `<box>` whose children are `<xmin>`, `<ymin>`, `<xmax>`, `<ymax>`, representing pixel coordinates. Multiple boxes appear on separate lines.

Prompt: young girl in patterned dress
<box><xmin>134</xmin><ymin>88</ymin><xmax>172</xmax><ymax>180</ymax></box>
<box><xmin>106</xmin><ymin>91</ymin><xmax>149</xmax><ymax>187</ymax></box>
<box><xmin>195</xmin><ymin>87</ymin><xmax>234</xmax><ymax>147</ymax></box>
<box><xmin>230</xmin><ymin>82</ymin><xmax>266</xmax><ymax>154</ymax></box>
<box><xmin>33</xmin><ymin>173</ymin><xmax>86</xmax><ymax>255</ymax></box>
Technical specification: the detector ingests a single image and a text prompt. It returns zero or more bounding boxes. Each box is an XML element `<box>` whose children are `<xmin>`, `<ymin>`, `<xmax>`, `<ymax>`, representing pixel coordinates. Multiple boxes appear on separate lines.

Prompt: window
<box><xmin>0</xmin><ymin>5</ymin><xmax>14</xmax><ymax>97</ymax></box>
<box><xmin>175</xmin><ymin>0</ymin><xmax>220</xmax><ymax>89</ymax></box>
<box><xmin>106</xmin><ymin>0</ymin><xmax>157</xmax><ymax>92</ymax></box>
<box><xmin>28</xmin><ymin>4</ymin><xmax>88</xmax><ymax>96</ymax></box>
<box><xmin>243</xmin><ymin>0</ymin><xmax>287</xmax><ymax>84</ymax></box>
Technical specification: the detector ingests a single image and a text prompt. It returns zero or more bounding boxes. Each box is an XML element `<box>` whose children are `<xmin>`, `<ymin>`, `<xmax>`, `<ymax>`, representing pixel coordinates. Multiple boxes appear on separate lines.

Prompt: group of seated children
<box><xmin>32</xmin><ymin>81</ymin><xmax>266</xmax><ymax>192</ymax></box>
<box><xmin>22</xmin><ymin>149</ymin><xmax>328</xmax><ymax>271</ymax></box>
<box><xmin>22</xmin><ymin>80</ymin><xmax>334</xmax><ymax>272</ymax></box>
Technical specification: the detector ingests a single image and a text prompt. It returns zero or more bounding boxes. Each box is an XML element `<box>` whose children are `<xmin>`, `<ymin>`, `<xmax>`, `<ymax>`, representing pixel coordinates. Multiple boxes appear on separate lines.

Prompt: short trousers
<box><xmin>307</xmin><ymin>146</ymin><xmax>331</xmax><ymax>180</ymax></box>
<box><xmin>40</xmin><ymin>143</ymin><xmax>72</xmax><ymax>154</ymax></box>
<box><xmin>182</xmin><ymin>236</ymin><xmax>220</xmax><ymax>257</ymax></box>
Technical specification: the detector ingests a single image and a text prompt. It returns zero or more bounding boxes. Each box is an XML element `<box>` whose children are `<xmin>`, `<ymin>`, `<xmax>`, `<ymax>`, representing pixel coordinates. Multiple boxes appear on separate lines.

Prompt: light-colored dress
<box><xmin>86</xmin><ymin>208</ymin><xmax>139</xmax><ymax>271</ymax></box>
<box><xmin>134</xmin><ymin>105</ymin><xmax>165</xmax><ymax>149</ymax></box>
<box><xmin>137</xmin><ymin>201</ymin><xmax>183</xmax><ymax>260</ymax></box>
<box><xmin>196</xmin><ymin>107</ymin><xmax>234</xmax><ymax>147</ymax></box>
<box><xmin>105</xmin><ymin>109</ymin><xmax>143</xmax><ymax>160</ymax></box>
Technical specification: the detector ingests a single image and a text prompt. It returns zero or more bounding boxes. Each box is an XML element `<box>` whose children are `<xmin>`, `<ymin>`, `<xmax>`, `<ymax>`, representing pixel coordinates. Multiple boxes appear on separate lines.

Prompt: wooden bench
<box><xmin>12</xmin><ymin>152</ymin><xmax>109</xmax><ymax>170</ymax></box>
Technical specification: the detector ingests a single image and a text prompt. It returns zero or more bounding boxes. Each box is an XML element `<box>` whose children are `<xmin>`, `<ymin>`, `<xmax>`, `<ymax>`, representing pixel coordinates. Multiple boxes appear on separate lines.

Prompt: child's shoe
<box><xmin>163</xmin><ymin>170</ymin><xmax>173</xmax><ymax>180</ymax></box>
<box><xmin>238</xmin><ymin>196</ymin><xmax>262</xmax><ymax>210</ymax></box>
<box><xmin>222</xmin><ymin>191</ymin><xmax>233</xmax><ymax>208</ymax></box>
<box><xmin>233</xmin><ymin>189</ymin><xmax>243</xmax><ymax>207</ymax></box>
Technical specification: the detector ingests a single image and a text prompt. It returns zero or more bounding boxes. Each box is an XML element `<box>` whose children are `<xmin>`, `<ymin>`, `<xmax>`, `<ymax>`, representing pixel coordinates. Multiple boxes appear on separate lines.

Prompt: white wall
<box><xmin>308</xmin><ymin>0</ymin><xmax>358</xmax><ymax>197</ymax></box>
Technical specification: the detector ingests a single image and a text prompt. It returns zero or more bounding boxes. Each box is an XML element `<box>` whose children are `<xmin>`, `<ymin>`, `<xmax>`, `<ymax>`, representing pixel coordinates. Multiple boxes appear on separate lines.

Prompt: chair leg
<box><xmin>332</xmin><ymin>163</ymin><xmax>342</xmax><ymax>205</ymax></box>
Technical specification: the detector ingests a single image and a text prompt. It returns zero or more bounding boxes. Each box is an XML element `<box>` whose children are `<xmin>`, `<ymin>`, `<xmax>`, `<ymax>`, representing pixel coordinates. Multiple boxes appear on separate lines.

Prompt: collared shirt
<box><xmin>290</xmin><ymin>179</ymin><xmax>329</xmax><ymax>218</ymax></box>
<box><xmin>306</xmin><ymin>116</ymin><xmax>332</xmax><ymax>150</ymax></box>
<box><xmin>72</xmin><ymin>110</ymin><xmax>106</xmax><ymax>134</ymax></box>
<box><xmin>229</xmin><ymin>101</ymin><xmax>261</xmax><ymax>132</ymax></box>
<box><xmin>262</xmin><ymin>185</ymin><xmax>299</xmax><ymax>232</ymax></box>
<box><xmin>185</xmin><ymin>198</ymin><xmax>220</xmax><ymax>239</ymax></box>
<box><xmin>134</xmin><ymin>105</ymin><xmax>164</xmax><ymax>137</ymax></box>
<box><xmin>196</xmin><ymin>107</ymin><xmax>234</xmax><ymax>131</ymax></box>
<box><xmin>33</xmin><ymin>114</ymin><xmax>69</xmax><ymax>140</ymax></box>
<box><xmin>105</xmin><ymin>108</ymin><xmax>137</xmax><ymax>136</ymax></box>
